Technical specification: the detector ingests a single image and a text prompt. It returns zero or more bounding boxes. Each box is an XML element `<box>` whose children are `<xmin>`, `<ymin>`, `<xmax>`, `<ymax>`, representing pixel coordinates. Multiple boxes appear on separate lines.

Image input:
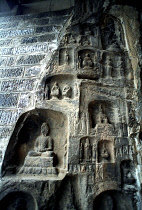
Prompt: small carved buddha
<box><xmin>97</xmin><ymin>105</ymin><xmax>108</xmax><ymax>124</ymax></box>
<box><xmin>82</xmin><ymin>53</ymin><xmax>93</xmax><ymax>69</ymax></box>
<box><xmin>99</xmin><ymin>143</ymin><xmax>109</xmax><ymax>163</ymax></box>
<box><xmin>51</xmin><ymin>82</ymin><xmax>60</xmax><ymax>99</ymax></box>
<box><xmin>68</xmin><ymin>34</ymin><xmax>76</xmax><ymax>44</ymax></box>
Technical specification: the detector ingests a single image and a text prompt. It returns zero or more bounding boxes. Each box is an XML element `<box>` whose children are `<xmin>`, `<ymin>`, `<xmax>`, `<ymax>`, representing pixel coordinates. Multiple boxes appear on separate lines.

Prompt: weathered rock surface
<box><xmin>0</xmin><ymin>0</ymin><xmax>142</xmax><ymax>209</ymax></box>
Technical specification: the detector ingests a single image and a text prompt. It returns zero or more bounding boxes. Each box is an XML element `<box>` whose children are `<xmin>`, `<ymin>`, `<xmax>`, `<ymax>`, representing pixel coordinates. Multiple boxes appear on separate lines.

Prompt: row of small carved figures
<box><xmin>68</xmin><ymin>164</ymin><xmax>107</xmax><ymax>181</ymax></box>
<box><xmin>61</xmin><ymin>50</ymin><xmax>124</xmax><ymax>73</ymax></box>
<box><xmin>61</xmin><ymin>32</ymin><xmax>96</xmax><ymax>46</ymax></box>
<box><xmin>44</xmin><ymin>83</ymin><xmax>72</xmax><ymax>100</ymax></box>
<box><xmin>68</xmin><ymin>164</ymin><xmax>100</xmax><ymax>173</ymax></box>
<box><xmin>80</xmin><ymin>143</ymin><xmax>134</xmax><ymax>163</ymax></box>
<box><xmin>19</xmin><ymin>166</ymin><xmax>58</xmax><ymax>175</ymax></box>
<box><xmin>115</xmin><ymin>145</ymin><xmax>134</xmax><ymax>157</ymax></box>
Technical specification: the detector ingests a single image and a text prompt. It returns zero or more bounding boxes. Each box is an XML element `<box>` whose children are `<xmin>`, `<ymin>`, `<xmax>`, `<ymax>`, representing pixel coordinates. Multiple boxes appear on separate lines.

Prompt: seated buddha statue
<box><xmin>28</xmin><ymin>123</ymin><xmax>54</xmax><ymax>158</ymax></box>
<box><xmin>82</xmin><ymin>53</ymin><xmax>93</xmax><ymax>69</ymax></box>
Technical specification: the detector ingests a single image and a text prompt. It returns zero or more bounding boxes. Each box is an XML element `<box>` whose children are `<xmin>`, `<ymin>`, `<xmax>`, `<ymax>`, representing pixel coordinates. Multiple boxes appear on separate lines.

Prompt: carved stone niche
<box><xmin>98</xmin><ymin>140</ymin><xmax>114</xmax><ymax>163</ymax></box>
<box><xmin>0</xmin><ymin>191</ymin><xmax>37</xmax><ymax>210</ymax></box>
<box><xmin>59</xmin><ymin>48</ymin><xmax>74</xmax><ymax>66</ymax></box>
<box><xmin>121</xmin><ymin>160</ymin><xmax>136</xmax><ymax>186</ymax></box>
<box><xmin>2</xmin><ymin>109</ymin><xmax>68</xmax><ymax>177</ymax></box>
<box><xmin>79</xmin><ymin>24</ymin><xmax>94</xmax><ymax>46</ymax></box>
<box><xmin>80</xmin><ymin>137</ymin><xmax>97</xmax><ymax>164</ymax></box>
<box><xmin>103</xmin><ymin>53</ymin><xmax>125</xmax><ymax>79</ymax></box>
<box><xmin>77</xmin><ymin>49</ymin><xmax>102</xmax><ymax>79</ymax></box>
<box><xmin>78</xmin><ymin>49</ymin><xmax>94</xmax><ymax>69</ymax></box>
<box><xmin>101</xmin><ymin>16</ymin><xmax>125</xmax><ymax>52</ymax></box>
<box><xmin>44</xmin><ymin>75</ymin><xmax>75</xmax><ymax>101</ymax></box>
<box><xmin>61</xmin><ymin>33</ymin><xmax>77</xmax><ymax>46</ymax></box>
<box><xmin>88</xmin><ymin>102</ymin><xmax>113</xmax><ymax>128</ymax></box>
<box><xmin>79</xmin><ymin>24</ymin><xmax>102</xmax><ymax>48</ymax></box>
<box><xmin>93</xmin><ymin>190</ymin><xmax>133</xmax><ymax>210</ymax></box>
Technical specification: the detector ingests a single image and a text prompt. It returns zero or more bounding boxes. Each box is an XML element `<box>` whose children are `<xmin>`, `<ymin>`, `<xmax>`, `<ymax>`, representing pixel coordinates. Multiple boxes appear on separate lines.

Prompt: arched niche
<box><xmin>43</xmin><ymin>74</ymin><xmax>76</xmax><ymax>101</ymax></box>
<box><xmin>59</xmin><ymin>48</ymin><xmax>74</xmax><ymax>66</ymax></box>
<box><xmin>98</xmin><ymin>140</ymin><xmax>114</xmax><ymax>163</ymax></box>
<box><xmin>0</xmin><ymin>191</ymin><xmax>37</xmax><ymax>210</ymax></box>
<box><xmin>88</xmin><ymin>101</ymin><xmax>113</xmax><ymax>128</ymax></box>
<box><xmin>77</xmin><ymin>49</ymin><xmax>95</xmax><ymax>69</ymax></box>
<box><xmin>93</xmin><ymin>190</ymin><xmax>133</xmax><ymax>210</ymax></box>
<box><xmin>77</xmin><ymin>49</ymin><xmax>103</xmax><ymax>80</ymax></box>
<box><xmin>120</xmin><ymin>160</ymin><xmax>136</xmax><ymax>186</ymax></box>
<box><xmin>101</xmin><ymin>15</ymin><xmax>125</xmax><ymax>51</ymax></box>
<box><xmin>2</xmin><ymin>109</ymin><xmax>68</xmax><ymax>176</ymax></box>
<box><xmin>79</xmin><ymin>136</ymin><xmax>96</xmax><ymax>164</ymax></box>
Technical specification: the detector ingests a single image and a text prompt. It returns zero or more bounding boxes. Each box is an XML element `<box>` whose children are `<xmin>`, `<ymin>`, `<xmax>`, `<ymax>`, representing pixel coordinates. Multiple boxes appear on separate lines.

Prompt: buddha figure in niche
<box><xmin>28</xmin><ymin>123</ymin><xmax>54</xmax><ymax>157</ymax></box>
<box><xmin>96</xmin><ymin>105</ymin><xmax>108</xmax><ymax>124</ymax></box>
<box><xmin>51</xmin><ymin>82</ymin><xmax>60</xmax><ymax>99</ymax></box>
<box><xmin>99</xmin><ymin>142</ymin><xmax>109</xmax><ymax>163</ymax></box>
<box><xmin>82</xmin><ymin>53</ymin><xmax>93</xmax><ymax>69</ymax></box>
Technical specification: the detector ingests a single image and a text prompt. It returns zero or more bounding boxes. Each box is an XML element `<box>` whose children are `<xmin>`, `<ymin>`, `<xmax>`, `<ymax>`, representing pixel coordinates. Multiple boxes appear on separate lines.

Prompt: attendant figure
<box><xmin>44</xmin><ymin>84</ymin><xmax>49</xmax><ymax>100</ymax></box>
<box><xmin>78</xmin><ymin>56</ymin><xmax>82</xmax><ymax>68</ymax></box>
<box><xmin>92</xmin><ymin>143</ymin><xmax>97</xmax><ymax>163</ymax></box>
<box><xmin>105</xmin><ymin>57</ymin><xmax>112</xmax><ymax>78</ymax></box>
<box><xmin>117</xmin><ymin>57</ymin><xmax>124</xmax><ymax>77</ymax></box>
<box><xmin>63</xmin><ymin>144</ymin><xmax>67</xmax><ymax>169</ymax></box>
<box><xmin>80</xmin><ymin>142</ymin><xmax>84</xmax><ymax>163</ymax></box>
<box><xmin>62</xmin><ymin>85</ymin><xmax>72</xmax><ymax>99</ymax></box>
<box><xmin>99</xmin><ymin>143</ymin><xmax>109</xmax><ymax>163</ymax></box>
<box><xmin>84</xmin><ymin>138</ymin><xmax>91</xmax><ymax>162</ymax></box>
<box><xmin>64</xmin><ymin>50</ymin><xmax>69</xmax><ymax>65</ymax></box>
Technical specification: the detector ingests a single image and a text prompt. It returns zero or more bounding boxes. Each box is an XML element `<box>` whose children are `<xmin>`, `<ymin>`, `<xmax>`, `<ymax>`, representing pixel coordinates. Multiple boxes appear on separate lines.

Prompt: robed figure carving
<box><xmin>28</xmin><ymin>123</ymin><xmax>53</xmax><ymax>157</ymax></box>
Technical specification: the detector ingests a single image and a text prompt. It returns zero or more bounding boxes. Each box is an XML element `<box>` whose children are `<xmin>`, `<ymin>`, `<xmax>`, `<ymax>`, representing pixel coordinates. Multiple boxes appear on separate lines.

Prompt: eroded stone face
<box><xmin>0</xmin><ymin>0</ymin><xmax>141</xmax><ymax>209</ymax></box>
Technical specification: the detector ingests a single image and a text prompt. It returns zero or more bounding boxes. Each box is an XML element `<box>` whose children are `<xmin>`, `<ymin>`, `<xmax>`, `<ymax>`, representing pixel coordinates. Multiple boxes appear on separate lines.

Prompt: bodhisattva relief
<box><xmin>104</xmin><ymin>57</ymin><xmax>113</xmax><ymax>78</ymax></box>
